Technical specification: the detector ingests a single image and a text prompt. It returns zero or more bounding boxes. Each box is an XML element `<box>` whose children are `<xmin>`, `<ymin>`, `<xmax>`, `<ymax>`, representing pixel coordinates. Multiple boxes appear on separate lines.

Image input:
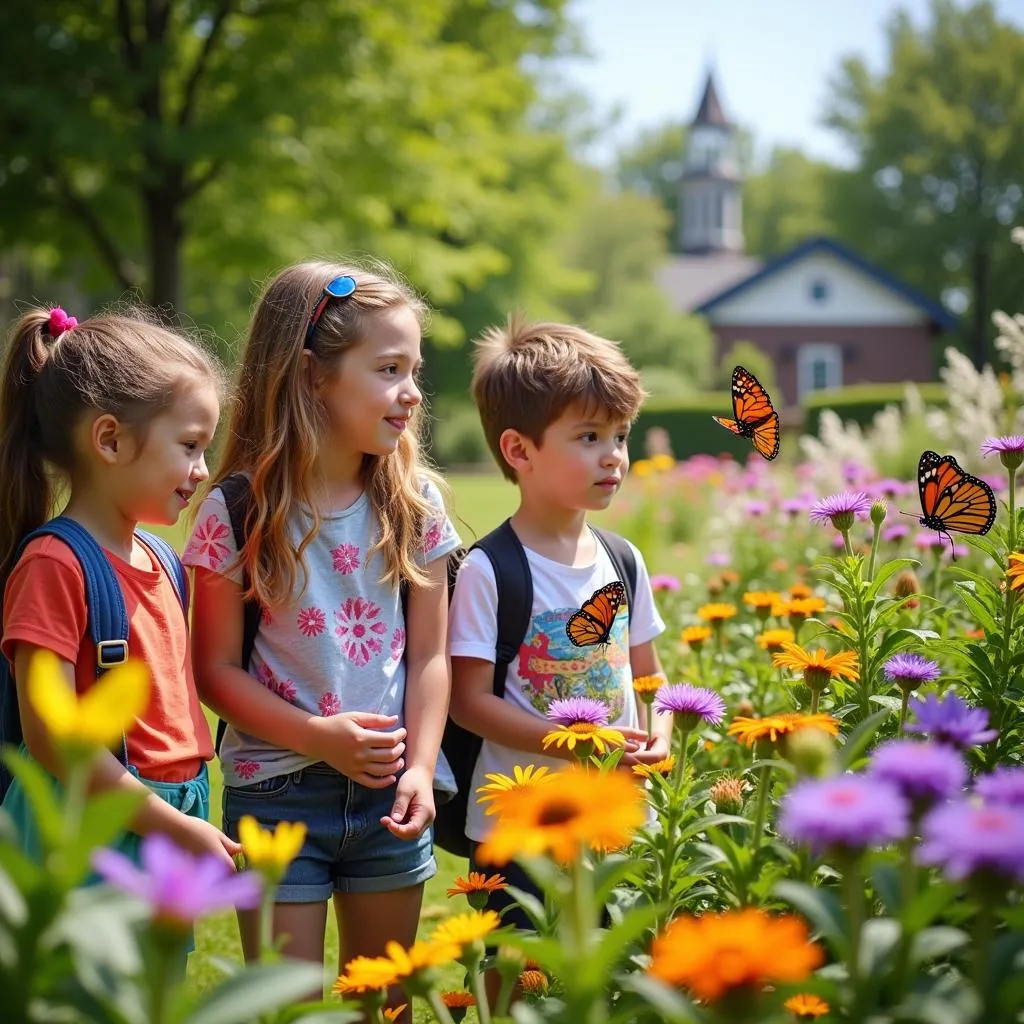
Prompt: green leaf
<box><xmin>837</xmin><ymin>709</ymin><xmax>889</xmax><ymax>770</ymax></box>
<box><xmin>586</xmin><ymin>903</ymin><xmax>663</xmax><ymax>981</ymax></box>
<box><xmin>910</xmin><ymin>926</ymin><xmax>970</xmax><ymax>966</ymax></box>
<box><xmin>593</xmin><ymin>853</ymin><xmax>644</xmax><ymax>906</ymax></box>
<box><xmin>183</xmin><ymin>961</ymin><xmax>328</xmax><ymax>1024</ymax></box>
<box><xmin>867</xmin><ymin>557</ymin><xmax>919</xmax><ymax>602</ymax></box>
<box><xmin>773</xmin><ymin>881</ymin><xmax>846</xmax><ymax>950</ymax></box>
<box><xmin>2</xmin><ymin>750</ymin><xmax>63</xmax><ymax>853</ymax></box>
<box><xmin>858</xmin><ymin>917</ymin><xmax>900</xmax><ymax>976</ymax></box>
<box><xmin>869</xmin><ymin>694</ymin><xmax>903</xmax><ymax>714</ymax></box>
<box><xmin>953</xmin><ymin>583</ymin><xmax>1000</xmax><ymax>635</ymax></box>
<box><xmin>55</xmin><ymin>791</ymin><xmax>146</xmax><ymax>887</ymax></box>
<box><xmin>618</xmin><ymin>973</ymin><xmax>701</xmax><ymax>1022</ymax></box>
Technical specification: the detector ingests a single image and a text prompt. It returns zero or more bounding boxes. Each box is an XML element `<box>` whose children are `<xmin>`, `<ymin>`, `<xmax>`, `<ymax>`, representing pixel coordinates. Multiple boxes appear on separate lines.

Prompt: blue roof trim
<box><xmin>693</xmin><ymin>236</ymin><xmax>958</xmax><ymax>331</ymax></box>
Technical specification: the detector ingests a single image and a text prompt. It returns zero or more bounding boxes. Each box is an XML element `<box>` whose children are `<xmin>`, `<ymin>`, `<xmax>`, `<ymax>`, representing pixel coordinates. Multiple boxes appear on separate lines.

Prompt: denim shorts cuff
<box><xmin>272</xmin><ymin>880</ymin><xmax>336</xmax><ymax>903</ymax></box>
<box><xmin>334</xmin><ymin>855</ymin><xmax>437</xmax><ymax>894</ymax></box>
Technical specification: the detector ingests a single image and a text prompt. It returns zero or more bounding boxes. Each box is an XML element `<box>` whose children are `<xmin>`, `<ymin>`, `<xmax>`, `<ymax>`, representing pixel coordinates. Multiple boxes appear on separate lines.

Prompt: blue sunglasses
<box><xmin>305</xmin><ymin>275</ymin><xmax>357</xmax><ymax>346</ymax></box>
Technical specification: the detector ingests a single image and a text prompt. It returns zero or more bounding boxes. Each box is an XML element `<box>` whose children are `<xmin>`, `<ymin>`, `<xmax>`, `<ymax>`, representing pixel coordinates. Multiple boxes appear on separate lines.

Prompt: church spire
<box><xmin>693</xmin><ymin>71</ymin><xmax>730</xmax><ymax>128</ymax></box>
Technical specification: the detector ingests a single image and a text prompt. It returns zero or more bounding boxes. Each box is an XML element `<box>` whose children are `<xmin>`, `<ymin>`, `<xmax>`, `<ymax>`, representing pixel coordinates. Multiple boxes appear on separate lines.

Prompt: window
<box><xmin>797</xmin><ymin>343</ymin><xmax>842</xmax><ymax>400</ymax></box>
<box><xmin>810</xmin><ymin>278</ymin><xmax>829</xmax><ymax>303</ymax></box>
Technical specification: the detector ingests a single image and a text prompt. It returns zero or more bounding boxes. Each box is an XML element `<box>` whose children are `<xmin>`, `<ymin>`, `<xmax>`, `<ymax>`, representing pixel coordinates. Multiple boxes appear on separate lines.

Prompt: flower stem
<box><xmin>468</xmin><ymin>956</ymin><xmax>492</xmax><ymax>1024</ymax></box>
<box><xmin>973</xmin><ymin>896</ymin><xmax>996</xmax><ymax>1010</ymax></box>
<box><xmin>1007</xmin><ymin>465</ymin><xmax>1018</xmax><ymax>554</ymax></box>
<box><xmin>867</xmin><ymin>521</ymin><xmax>881</xmax><ymax>582</ymax></box>
<box><xmin>259</xmin><ymin>890</ymin><xmax>275</xmax><ymax>958</ymax></box>
<box><xmin>750</xmin><ymin>765</ymin><xmax>773</xmax><ymax>855</ymax></box>
<box><xmin>809</xmin><ymin>688</ymin><xmax>820</xmax><ymax>715</ymax></box>
<box><xmin>843</xmin><ymin>862</ymin><xmax>864</xmax><ymax>993</ymax></box>
<box><xmin>898</xmin><ymin>690</ymin><xmax>910</xmax><ymax>736</ymax></box>
<box><xmin>841</xmin><ymin>529</ymin><xmax>854</xmax><ymax>559</ymax></box>
<box><xmin>425</xmin><ymin>991</ymin><xmax>458</xmax><ymax>1024</ymax></box>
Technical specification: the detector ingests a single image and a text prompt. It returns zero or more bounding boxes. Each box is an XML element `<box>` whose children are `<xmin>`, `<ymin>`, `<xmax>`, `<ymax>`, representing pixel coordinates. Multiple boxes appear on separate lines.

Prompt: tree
<box><xmin>743</xmin><ymin>147</ymin><xmax>836</xmax><ymax>259</ymax></box>
<box><xmin>0</xmin><ymin>0</ymin><xmax>578</xmax><ymax>327</ymax></box>
<box><xmin>615</xmin><ymin>122</ymin><xmax>688</xmax><ymax>251</ymax></box>
<box><xmin>824</xmin><ymin>0</ymin><xmax>1024</xmax><ymax>368</ymax></box>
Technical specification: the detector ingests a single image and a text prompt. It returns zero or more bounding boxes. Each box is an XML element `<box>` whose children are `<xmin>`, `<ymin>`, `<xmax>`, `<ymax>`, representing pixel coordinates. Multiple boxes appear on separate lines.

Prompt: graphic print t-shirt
<box><xmin>183</xmin><ymin>481</ymin><xmax>461</xmax><ymax>788</ymax></box>
<box><xmin>447</xmin><ymin>533</ymin><xmax>665</xmax><ymax>842</ymax></box>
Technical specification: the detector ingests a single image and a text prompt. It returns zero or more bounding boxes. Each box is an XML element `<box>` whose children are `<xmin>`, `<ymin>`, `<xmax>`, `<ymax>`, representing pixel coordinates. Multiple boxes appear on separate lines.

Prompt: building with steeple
<box><xmin>657</xmin><ymin>71</ymin><xmax>955</xmax><ymax>407</ymax></box>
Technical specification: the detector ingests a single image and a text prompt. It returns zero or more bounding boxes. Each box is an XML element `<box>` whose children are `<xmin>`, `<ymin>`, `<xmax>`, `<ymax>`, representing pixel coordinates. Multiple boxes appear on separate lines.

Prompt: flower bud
<box><xmin>870</xmin><ymin>499</ymin><xmax>888</xmax><ymax>526</ymax></box>
<box><xmin>782</xmin><ymin>727</ymin><xmax>836</xmax><ymax>777</ymax></box>
<box><xmin>709</xmin><ymin>776</ymin><xmax>746</xmax><ymax>813</ymax></box>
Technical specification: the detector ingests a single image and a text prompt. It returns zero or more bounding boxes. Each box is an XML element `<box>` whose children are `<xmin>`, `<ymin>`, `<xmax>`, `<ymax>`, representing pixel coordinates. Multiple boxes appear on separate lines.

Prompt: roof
<box><xmin>692</xmin><ymin>236</ymin><xmax>958</xmax><ymax>331</ymax></box>
<box><xmin>657</xmin><ymin>252</ymin><xmax>763</xmax><ymax>313</ymax></box>
<box><xmin>692</xmin><ymin>72</ymin><xmax>730</xmax><ymax>127</ymax></box>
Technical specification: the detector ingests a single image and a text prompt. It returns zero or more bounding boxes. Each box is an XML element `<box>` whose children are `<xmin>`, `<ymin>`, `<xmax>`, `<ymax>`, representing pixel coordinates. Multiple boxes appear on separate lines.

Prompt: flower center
<box><xmin>537</xmin><ymin>799</ymin><xmax>580</xmax><ymax>827</ymax></box>
<box><xmin>568</xmin><ymin>723</ymin><xmax>598</xmax><ymax>737</ymax></box>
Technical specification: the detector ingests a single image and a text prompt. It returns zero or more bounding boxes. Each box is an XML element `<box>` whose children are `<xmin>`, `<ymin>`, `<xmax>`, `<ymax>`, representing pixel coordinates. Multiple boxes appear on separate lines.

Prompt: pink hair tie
<box><xmin>47</xmin><ymin>307</ymin><xmax>78</xmax><ymax>338</ymax></box>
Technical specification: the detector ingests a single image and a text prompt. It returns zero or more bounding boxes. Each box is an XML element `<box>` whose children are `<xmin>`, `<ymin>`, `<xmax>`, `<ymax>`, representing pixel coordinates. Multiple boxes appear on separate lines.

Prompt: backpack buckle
<box><xmin>96</xmin><ymin>640</ymin><xmax>129</xmax><ymax>669</ymax></box>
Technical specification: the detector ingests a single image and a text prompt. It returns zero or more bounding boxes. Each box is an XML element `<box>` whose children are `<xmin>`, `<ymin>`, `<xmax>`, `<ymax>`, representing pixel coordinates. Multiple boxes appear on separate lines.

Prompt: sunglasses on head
<box><xmin>305</xmin><ymin>275</ymin><xmax>357</xmax><ymax>347</ymax></box>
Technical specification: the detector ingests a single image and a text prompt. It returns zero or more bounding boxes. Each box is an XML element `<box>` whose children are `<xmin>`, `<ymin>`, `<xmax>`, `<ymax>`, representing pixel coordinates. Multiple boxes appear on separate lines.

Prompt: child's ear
<box><xmin>90</xmin><ymin>413</ymin><xmax>131</xmax><ymax>465</ymax></box>
<box><xmin>499</xmin><ymin>428</ymin><xmax>533</xmax><ymax>475</ymax></box>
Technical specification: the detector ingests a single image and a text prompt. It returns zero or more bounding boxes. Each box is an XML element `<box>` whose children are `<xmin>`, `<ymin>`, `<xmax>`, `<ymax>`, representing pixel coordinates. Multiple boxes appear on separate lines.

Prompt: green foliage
<box><xmin>802</xmin><ymin>382</ymin><xmax>948</xmax><ymax>436</ymax></box>
<box><xmin>716</xmin><ymin>341</ymin><xmax>776</xmax><ymax>393</ymax></box>
<box><xmin>614</xmin><ymin>122</ymin><xmax>688</xmax><ymax>251</ymax></box>
<box><xmin>427</xmin><ymin>401</ymin><xmax>490</xmax><ymax>469</ymax></box>
<box><xmin>743</xmin><ymin>147</ymin><xmax>836</xmax><ymax>259</ymax></box>
<box><xmin>823</xmin><ymin>0</ymin><xmax>1024</xmax><ymax>367</ymax></box>
<box><xmin>630</xmin><ymin>394</ymin><xmax>751</xmax><ymax>461</ymax></box>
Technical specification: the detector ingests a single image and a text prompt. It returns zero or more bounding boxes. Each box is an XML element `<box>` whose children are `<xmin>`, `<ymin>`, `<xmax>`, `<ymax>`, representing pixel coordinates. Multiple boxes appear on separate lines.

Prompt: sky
<box><xmin>564</xmin><ymin>0</ymin><xmax>1024</xmax><ymax>168</ymax></box>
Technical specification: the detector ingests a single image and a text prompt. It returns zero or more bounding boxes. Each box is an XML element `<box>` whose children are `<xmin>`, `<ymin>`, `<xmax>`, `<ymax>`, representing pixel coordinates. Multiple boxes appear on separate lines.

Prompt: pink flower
<box><xmin>650</xmin><ymin>574</ymin><xmax>680</xmax><ymax>592</ymax></box>
<box><xmin>185</xmin><ymin>514</ymin><xmax>232</xmax><ymax>569</ymax></box>
<box><xmin>318</xmin><ymin>692</ymin><xmax>341</xmax><ymax>716</ymax></box>
<box><xmin>332</xmin><ymin>543</ymin><xmax>360</xmax><ymax>575</ymax></box>
<box><xmin>422</xmin><ymin>520</ymin><xmax>443</xmax><ymax>554</ymax></box>
<box><xmin>390</xmin><ymin>626</ymin><xmax>406</xmax><ymax>660</ymax></box>
<box><xmin>297</xmin><ymin>607</ymin><xmax>327</xmax><ymax>637</ymax></box>
<box><xmin>256</xmin><ymin>663</ymin><xmax>297</xmax><ymax>703</ymax></box>
<box><xmin>261</xmin><ymin>608</ymin><xmax>273</xmax><ymax>626</ymax></box>
<box><xmin>234</xmin><ymin>760</ymin><xmax>261</xmax><ymax>780</ymax></box>
<box><xmin>335</xmin><ymin>597</ymin><xmax>387</xmax><ymax>666</ymax></box>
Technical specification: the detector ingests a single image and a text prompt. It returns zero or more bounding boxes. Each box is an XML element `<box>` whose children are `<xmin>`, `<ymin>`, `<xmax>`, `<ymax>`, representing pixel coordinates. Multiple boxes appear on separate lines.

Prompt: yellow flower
<box><xmin>787</xmin><ymin>596</ymin><xmax>827</xmax><ymax>619</ymax></box>
<box><xmin>649</xmin><ymin>908</ymin><xmax>823</xmax><ymax>1002</ymax></box>
<box><xmin>698</xmin><ymin>602</ymin><xmax>737</xmax><ymax>622</ymax></box>
<box><xmin>633</xmin><ymin>459</ymin><xmax>654</xmax><ymax>478</ymax></box>
<box><xmin>476</xmin><ymin>766</ymin><xmax>645</xmax><ymax>866</ymax></box>
<box><xmin>743</xmin><ymin>591</ymin><xmax>781</xmax><ymax>611</ymax></box>
<box><xmin>772</xmin><ymin>643</ymin><xmax>860</xmax><ymax>691</ymax></box>
<box><xmin>788</xmin><ymin>582</ymin><xmax>813</xmax><ymax>599</ymax></box>
<box><xmin>541</xmin><ymin>723</ymin><xmax>625</xmax><ymax>756</ymax></box>
<box><xmin>651</xmin><ymin>453</ymin><xmax>675</xmax><ymax>472</ymax></box>
<box><xmin>476</xmin><ymin>764</ymin><xmax>553</xmax><ymax>815</ymax></box>
<box><xmin>432</xmin><ymin>910</ymin><xmax>501</xmax><ymax>948</ymax></box>
<box><xmin>756</xmin><ymin>628</ymin><xmax>795</xmax><ymax>651</ymax></box>
<box><xmin>238</xmin><ymin>816</ymin><xmax>307</xmax><ymax>876</ymax></box>
<box><xmin>332</xmin><ymin>939</ymin><xmax>460</xmax><ymax>995</ymax></box>
<box><xmin>632</xmin><ymin>756</ymin><xmax>676</xmax><ymax>778</ymax></box>
<box><xmin>632</xmin><ymin>673</ymin><xmax>665</xmax><ymax>698</ymax></box>
<box><xmin>445</xmin><ymin>872</ymin><xmax>508</xmax><ymax>899</ymax></box>
<box><xmin>383</xmin><ymin>1007</ymin><xmax>407</xmax><ymax>1022</ymax></box>
<box><xmin>727</xmin><ymin>712</ymin><xmax>840</xmax><ymax>747</ymax></box>
<box><xmin>27</xmin><ymin>648</ymin><xmax>149</xmax><ymax>752</ymax></box>
<box><xmin>1007</xmin><ymin>552</ymin><xmax>1024</xmax><ymax>591</ymax></box>
<box><xmin>681</xmin><ymin>625</ymin><xmax>713</xmax><ymax>649</ymax></box>
<box><xmin>785</xmin><ymin>993</ymin><xmax>830</xmax><ymax>1018</ymax></box>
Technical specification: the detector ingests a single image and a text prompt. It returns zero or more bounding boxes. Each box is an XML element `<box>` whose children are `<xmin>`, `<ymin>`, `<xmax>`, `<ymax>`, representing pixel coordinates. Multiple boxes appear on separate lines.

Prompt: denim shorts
<box><xmin>222</xmin><ymin>762</ymin><xmax>436</xmax><ymax>902</ymax></box>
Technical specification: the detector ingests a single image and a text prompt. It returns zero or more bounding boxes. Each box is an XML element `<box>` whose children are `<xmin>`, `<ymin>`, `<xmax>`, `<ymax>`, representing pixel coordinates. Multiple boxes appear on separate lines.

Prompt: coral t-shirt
<box><xmin>2</xmin><ymin>535</ymin><xmax>213</xmax><ymax>782</ymax></box>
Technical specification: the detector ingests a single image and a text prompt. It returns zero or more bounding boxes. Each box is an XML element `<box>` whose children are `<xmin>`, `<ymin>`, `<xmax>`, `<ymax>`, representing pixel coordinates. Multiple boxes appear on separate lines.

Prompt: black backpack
<box><xmin>0</xmin><ymin>517</ymin><xmax>189</xmax><ymax>800</ymax></box>
<box><xmin>216</xmin><ymin>475</ymin><xmax>637</xmax><ymax>858</ymax></box>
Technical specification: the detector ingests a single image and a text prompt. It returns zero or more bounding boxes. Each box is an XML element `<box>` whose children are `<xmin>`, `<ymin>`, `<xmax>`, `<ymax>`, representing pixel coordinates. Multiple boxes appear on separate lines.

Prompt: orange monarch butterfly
<box><xmin>915</xmin><ymin>450</ymin><xmax>996</xmax><ymax>551</ymax></box>
<box><xmin>713</xmin><ymin>365</ymin><xmax>781</xmax><ymax>461</ymax></box>
<box><xmin>565</xmin><ymin>581</ymin><xmax>626</xmax><ymax>648</ymax></box>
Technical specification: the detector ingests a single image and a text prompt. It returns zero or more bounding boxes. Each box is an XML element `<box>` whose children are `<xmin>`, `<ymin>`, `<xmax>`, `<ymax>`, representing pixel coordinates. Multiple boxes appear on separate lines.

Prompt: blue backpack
<box><xmin>0</xmin><ymin>516</ymin><xmax>189</xmax><ymax>800</ymax></box>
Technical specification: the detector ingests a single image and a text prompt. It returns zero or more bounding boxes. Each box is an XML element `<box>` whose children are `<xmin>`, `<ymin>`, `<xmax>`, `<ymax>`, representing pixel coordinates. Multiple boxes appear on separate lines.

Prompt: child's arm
<box><xmin>383</xmin><ymin>556</ymin><xmax>450</xmax><ymax>839</ymax></box>
<box><xmin>190</xmin><ymin>567</ymin><xmax>406</xmax><ymax>787</ymax></box>
<box><xmin>12</xmin><ymin>643</ymin><xmax>240</xmax><ymax>868</ymax></box>
<box><xmin>621</xmin><ymin>639</ymin><xmax>673</xmax><ymax>766</ymax></box>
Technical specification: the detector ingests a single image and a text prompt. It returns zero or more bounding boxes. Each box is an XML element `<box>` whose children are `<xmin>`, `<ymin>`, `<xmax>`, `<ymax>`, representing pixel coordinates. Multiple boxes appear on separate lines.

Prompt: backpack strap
<box><xmin>470</xmin><ymin>519</ymin><xmax>533</xmax><ymax>699</ymax></box>
<box><xmin>592</xmin><ymin>527</ymin><xmax>637</xmax><ymax>625</ymax></box>
<box><xmin>217</xmin><ymin>474</ymin><xmax>262</xmax><ymax>672</ymax></box>
<box><xmin>136</xmin><ymin>529</ymin><xmax>189</xmax><ymax>617</ymax></box>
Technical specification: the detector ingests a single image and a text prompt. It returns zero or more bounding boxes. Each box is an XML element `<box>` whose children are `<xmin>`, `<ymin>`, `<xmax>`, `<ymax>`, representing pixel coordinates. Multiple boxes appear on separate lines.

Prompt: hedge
<box><xmin>630</xmin><ymin>393</ymin><xmax>754</xmax><ymax>461</ymax></box>
<box><xmin>802</xmin><ymin>382</ymin><xmax>948</xmax><ymax>436</ymax></box>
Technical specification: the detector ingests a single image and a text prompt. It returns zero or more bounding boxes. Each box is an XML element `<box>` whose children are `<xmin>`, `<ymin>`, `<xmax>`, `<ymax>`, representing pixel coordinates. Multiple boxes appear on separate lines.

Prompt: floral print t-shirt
<box><xmin>183</xmin><ymin>481</ymin><xmax>461</xmax><ymax>789</ymax></box>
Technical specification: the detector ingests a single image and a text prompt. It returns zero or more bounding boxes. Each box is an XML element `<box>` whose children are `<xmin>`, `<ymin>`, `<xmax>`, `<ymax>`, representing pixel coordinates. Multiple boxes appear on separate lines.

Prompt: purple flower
<box><xmin>654</xmin><ymin>683</ymin><xmax>726</xmax><ymax>730</ymax></box>
<box><xmin>976</xmin><ymin>767</ymin><xmax>1024</xmax><ymax>808</ymax></box>
<box><xmin>808</xmin><ymin>492</ymin><xmax>873</xmax><ymax>531</ymax></box>
<box><xmin>746</xmin><ymin>500</ymin><xmax>768</xmax><ymax>517</ymax></box>
<box><xmin>93</xmin><ymin>835</ymin><xmax>261</xmax><ymax>933</ymax></box>
<box><xmin>882</xmin><ymin>524</ymin><xmax>909</xmax><ymax>543</ymax></box>
<box><xmin>905</xmin><ymin>692</ymin><xmax>998</xmax><ymax>749</ymax></box>
<box><xmin>980</xmin><ymin>435</ymin><xmax>1024</xmax><ymax>457</ymax></box>
<box><xmin>781</xmin><ymin>497</ymin><xmax>807</xmax><ymax>518</ymax></box>
<box><xmin>914</xmin><ymin>531</ymin><xmax>945</xmax><ymax>551</ymax></box>
<box><xmin>874</xmin><ymin>478</ymin><xmax>910</xmax><ymax>499</ymax></box>
<box><xmin>868</xmin><ymin>740</ymin><xmax>966</xmax><ymax>807</ymax></box>
<box><xmin>779</xmin><ymin>775</ymin><xmax>910</xmax><ymax>855</ymax></box>
<box><xmin>919</xmin><ymin>800</ymin><xmax>1024</xmax><ymax>883</ymax></box>
<box><xmin>650</xmin><ymin>574</ymin><xmax>681</xmax><ymax>592</ymax></box>
<box><xmin>706</xmin><ymin>551</ymin><xmax>731</xmax><ymax>567</ymax></box>
<box><xmin>547</xmin><ymin>696</ymin><xmax>610</xmax><ymax>727</ymax></box>
<box><xmin>842</xmin><ymin>460</ymin><xmax>870</xmax><ymax>485</ymax></box>
<box><xmin>883</xmin><ymin>653</ymin><xmax>940</xmax><ymax>692</ymax></box>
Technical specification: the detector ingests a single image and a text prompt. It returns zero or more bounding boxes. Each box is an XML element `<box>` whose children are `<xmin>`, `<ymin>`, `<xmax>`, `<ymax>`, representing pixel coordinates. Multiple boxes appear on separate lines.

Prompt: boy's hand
<box><xmin>173</xmin><ymin>816</ymin><xmax>243</xmax><ymax>870</ymax></box>
<box><xmin>381</xmin><ymin>765</ymin><xmax>435</xmax><ymax>840</ymax></box>
<box><xmin>616</xmin><ymin>727</ymin><xmax>671</xmax><ymax>767</ymax></box>
<box><xmin>310</xmin><ymin>712</ymin><xmax>406</xmax><ymax>788</ymax></box>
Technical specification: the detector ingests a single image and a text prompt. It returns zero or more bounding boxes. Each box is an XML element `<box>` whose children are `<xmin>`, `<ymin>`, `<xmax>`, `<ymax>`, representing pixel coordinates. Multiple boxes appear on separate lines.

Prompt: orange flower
<box><xmin>699</xmin><ymin>602</ymin><xmax>738</xmax><ymax>622</ymax></box>
<box><xmin>788</xmin><ymin>583</ymin><xmax>813</xmax><ymax>599</ymax></box>
<box><xmin>785</xmin><ymin>993</ymin><xmax>830</xmax><ymax>1018</ymax></box>
<box><xmin>446</xmin><ymin>872</ymin><xmax>508</xmax><ymax>904</ymax></box>
<box><xmin>756</xmin><ymin>628</ymin><xmax>795</xmax><ymax>651</ymax></box>
<box><xmin>681</xmin><ymin>625</ymin><xmax>714</xmax><ymax>649</ymax></box>
<box><xmin>440</xmin><ymin>991</ymin><xmax>476</xmax><ymax>1007</ymax></box>
<box><xmin>649</xmin><ymin>908</ymin><xmax>823</xmax><ymax>1001</ymax></box>
<box><xmin>787</xmin><ymin>596</ymin><xmax>827</xmax><ymax>619</ymax></box>
<box><xmin>1007</xmin><ymin>553</ymin><xmax>1024</xmax><ymax>592</ymax></box>
<box><xmin>383</xmin><ymin>1008</ymin><xmax>407</xmax><ymax>1022</ymax></box>
<box><xmin>727</xmin><ymin>712</ymin><xmax>839</xmax><ymax>747</ymax></box>
<box><xmin>519</xmin><ymin>968</ymin><xmax>549</xmax><ymax>994</ymax></box>
<box><xmin>772</xmin><ymin>643</ymin><xmax>859</xmax><ymax>691</ymax></box>
<box><xmin>743</xmin><ymin>591</ymin><xmax>781</xmax><ymax>612</ymax></box>
<box><xmin>721</xmin><ymin>569</ymin><xmax>740</xmax><ymax>585</ymax></box>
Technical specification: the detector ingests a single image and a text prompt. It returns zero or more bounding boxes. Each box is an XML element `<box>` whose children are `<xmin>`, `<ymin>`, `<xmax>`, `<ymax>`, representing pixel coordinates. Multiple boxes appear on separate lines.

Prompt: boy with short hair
<box><xmin>447</xmin><ymin>317</ymin><xmax>672</xmax><ymax>936</ymax></box>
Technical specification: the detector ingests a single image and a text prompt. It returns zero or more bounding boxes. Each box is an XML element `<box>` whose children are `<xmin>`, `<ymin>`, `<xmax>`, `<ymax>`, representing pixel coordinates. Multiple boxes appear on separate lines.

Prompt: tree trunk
<box><xmin>144</xmin><ymin>181</ymin><xmax>184</xmax><ymax>318</ymax></box>
<box><xmin>970</xmin><ymin>242</ymin><xmax>990</xmax><ymax>370</ymax></box>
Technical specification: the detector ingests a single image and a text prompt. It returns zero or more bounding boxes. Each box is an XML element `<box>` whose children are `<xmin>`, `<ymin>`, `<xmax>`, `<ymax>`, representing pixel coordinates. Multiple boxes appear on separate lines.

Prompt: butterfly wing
<box><xmin>712</xmin><ymin>366</ymin><xmax>781</xmax><ymax>461</ymax></box>
<box><xmin>565</xmin><ymin>581</ymin><xmax>626</xmax><ymax>648</ymax></box>
<box><xmin>918</xmin><ymin>450</ymin><xmax>996</xmax><ymax>535</ymax></box>
<box><xmin>751</xmin><ymin>412</ymin><xmax>781</xmax><ymax>461</ymax></box>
